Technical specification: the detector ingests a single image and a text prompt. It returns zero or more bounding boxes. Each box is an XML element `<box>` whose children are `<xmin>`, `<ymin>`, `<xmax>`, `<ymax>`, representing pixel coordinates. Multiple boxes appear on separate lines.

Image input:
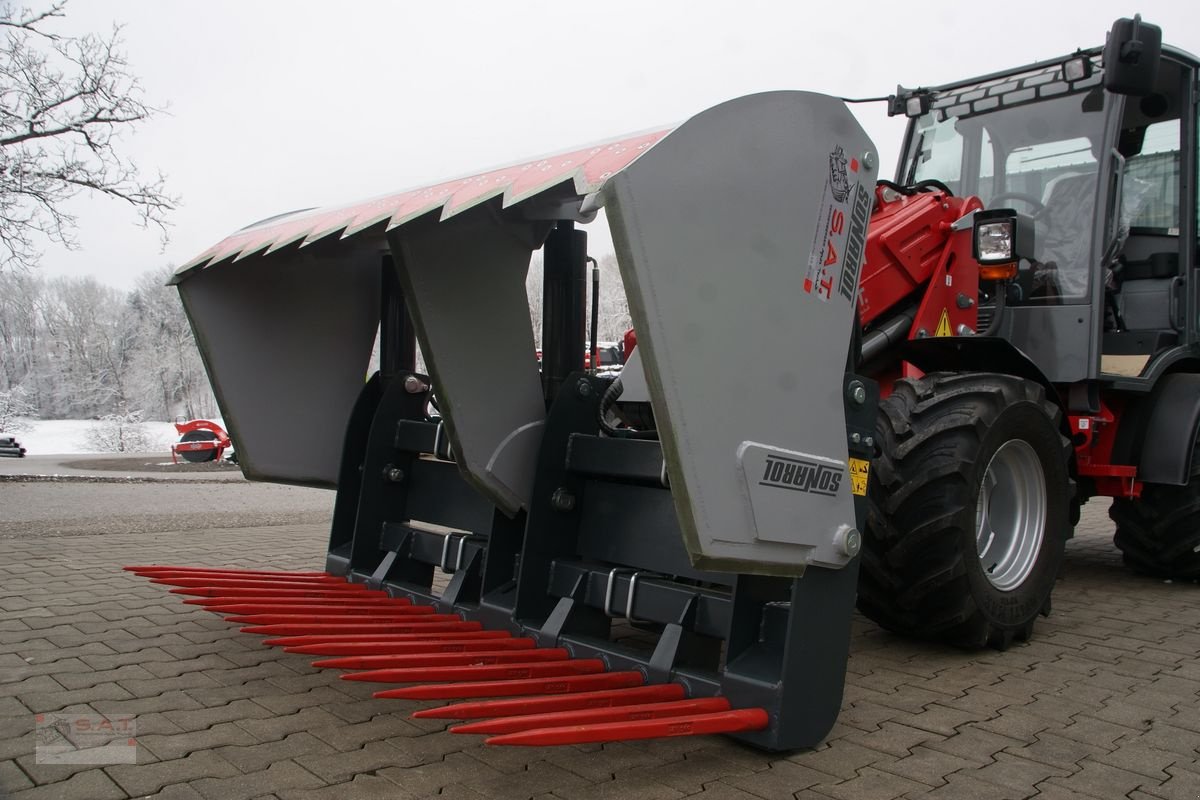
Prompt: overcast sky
<box><xmin>33</xmin><ymin>0</ymin><xmax>1200</xmax><ymax>289</ymax></box>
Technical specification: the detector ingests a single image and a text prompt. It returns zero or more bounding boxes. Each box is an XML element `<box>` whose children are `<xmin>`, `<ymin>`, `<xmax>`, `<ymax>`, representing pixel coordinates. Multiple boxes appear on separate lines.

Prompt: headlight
<box><xmin>972</xmin><ymin>209</ymin><xmax>1034</xmax><ymax>279</ymax></box>
<box><xmin>976</xmin><ymin>220</ymin><xmax>1015</xmax><ymax>263</ymax></box>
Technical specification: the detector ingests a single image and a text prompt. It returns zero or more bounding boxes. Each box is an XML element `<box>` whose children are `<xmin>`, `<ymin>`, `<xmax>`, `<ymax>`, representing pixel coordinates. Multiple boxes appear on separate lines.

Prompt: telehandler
<box><xmin>132</xmin><ymin>17</ymin><xmax>1198</xmax><ymax>749</ymax></box>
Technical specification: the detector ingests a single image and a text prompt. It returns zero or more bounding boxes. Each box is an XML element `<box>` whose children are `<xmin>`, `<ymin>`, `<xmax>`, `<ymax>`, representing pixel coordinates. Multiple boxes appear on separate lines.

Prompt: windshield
<box><xmin>901</xmin><ymin>65</ymin><xmax>1108</xmax><ymax>301</ymax></box>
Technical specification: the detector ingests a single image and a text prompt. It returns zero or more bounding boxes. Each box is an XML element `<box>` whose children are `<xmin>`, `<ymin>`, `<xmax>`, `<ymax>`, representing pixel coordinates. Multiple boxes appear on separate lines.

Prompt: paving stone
<box><xmin>182</xmin><ymin>679</ymin><xmax>280</xmax><ymax>707</ymax></box>
<box><xmin>235</xmin><ymin>707</ymin><xmax>348</xmax><ymax>742</ymax></box>
<box><xmin>308</xmin><ymin>714</ymin><xmax>424</xmax><ymax>750</ymax></box>
<box><xmin>8</xmin><ymin>768</ymin><xmax>126</xmax><ymax>800</ymax></box>
<box><xmin>0</xmin><ymin>758</ymin><xmax>34</xmax><ymax>793</ymax></box>
<box><xmin>671</xmin><ymin>785</ymin><xmax>766</xmax><ymax>800</ymax></box>
<box><xmin>1044</xmin><ymin>757</ymin><xmax>1156</xmax><ymax>797</ymax></box>
<box><xmin>0</xmin><ymin>676</ymin><xmax>62</xmax><ymax>700</ymax></box>
<box><xmin>142</xmin><ymin>653</ymin><xmax>241</xmax><ymax>678</ymax></box>
<box><xmin>142</xmin><ymin>783</ymin><xmax>207</xmax><ymax>800</ymax></box>
<box><xmin>376</xmin><ymin>751</ymin><xmax>502</xmax><ymax>796</ymax></box>
<box><xmin>294</xmin><ymin>740</ymin><xmax>409</xmax><ymax>783</ymax></box>
<box><xmin>191</xmin><ymin>760</ymin><xmax>325</xmax><ymax>800</ymax></box>
<box><xmin>976</xmin><ymin>706</ymin><xmax>1060</xmax><ymax>741</ymax></box>
<box><xmin>970</xmin><ymin>752</ymin><xmax>1071</xmax><ymax>794</ymax></box>
<box><xmin>106</xmin><ymin>750</ymin><xmax>241</xmax><ymax>796</ymax></box>
<box><xmin>163</xmin><ymin>697</ymin><xmax>277</xmax><ymax>732</ymax></box>
<box><xmin>820</xmin><ymin>765</ymin><xmax>925</xmax><ymax>800</ymax></box>
<box><xmin>1135</xmin><ymin>764</ymin><xmax>1200</xmax><ymax>800</ymax></box>
<box><xmin>1125</xmin><ymin>723</ymin><xmax>1200</xmax><ymax>759</ymax></box>
<box><xmin>722</xmin><ymin>759</ymin><xmax>839</xmax><ymax>799</ymax></box>
<box><xmin>875</xmin><ymin>744</ymin><xmax>975</xmax><ymax>787</ymax></box>
<box><xmin>0</xmin><ymin>695</ymin><xmax>30</xmax><ymax>719</ymax></box>
<box><xmin>843</xmin><ymin>721</ymin><xmax>946</xmax><ymax>758</ymax></box>
<box><xmin>140</xmin><ymin>721</ymin><xmax>260</xmax><ymax>761</ymax></box>
<box><xmin>551</xmin><ymin>774</ymin><xmax>684</xmax><ymax>800</ymax></box>
<box><xmin>115</xmin><ymin>670</ymin><xmax>223</xmax><ymax>698</ymax></box>
<box><xmin>911</xmin><ymin>771</ymin><xmax>1030</xmax><ymax>799</ymax></box>
<box><xmin>90</xmin><ymin>688</ymin><xmax>205</xmax><ymax>716</ymax></box>
<box><xmin>216</xmin><ymin>732</ymin><xmax>337</xmax><ymax>774</ymax></box>
<box><xmin>18</xmin><ymin>682</ymin><xmax>133</xmax><ymax>714</ymax></box>
<box><xmin>278</xmin><ymin>773</ymin><xmax>421</xmax><ymax>800</ymax></box>
<box><xmin>926</xmin><ymin>726</ymin><xmax>1026</xmax><ymax>767</ymax></box>
<box><xmin>1091</xmin><ymin>742</ymin><xmax>1180</xmax><ymax>781</ymax></box>
<box><xmin>314</xmin><ymin>695</ymin><xmax>391</xmax><ymax>724</ymax></box>
<box><xmin>458</xmin><ymin>759</ymin><xmax>587</xmax><ymax>798</ymax></box>
<box><xmin>81</xmin><ymin>646</ymin><xmax>177</xmax><ymax>670</ymax></box>
<box><xmin>55</xmin><ymin>663</ymin><xmax>160</xmax><ymax>690</ymax></box>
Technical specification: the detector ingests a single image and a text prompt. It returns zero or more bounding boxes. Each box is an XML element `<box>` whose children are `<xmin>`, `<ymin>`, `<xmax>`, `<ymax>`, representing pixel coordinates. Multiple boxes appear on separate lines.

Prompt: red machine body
<box><xmin>171</xmin><ymin>419</ymin><xmax>232</xmax><ymax>464</ymax></box>
<box><xmin>857</xmin><ymin>186</ymin><xmax>1140</xmax><ymax>498</ymax></box>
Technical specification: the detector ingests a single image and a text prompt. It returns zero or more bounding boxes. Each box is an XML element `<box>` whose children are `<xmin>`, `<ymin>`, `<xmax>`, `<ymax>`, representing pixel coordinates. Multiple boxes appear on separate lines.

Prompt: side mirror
<box><xmin>1103</xmin><ymin>15</ymin><xmax>1162</xmax><ymax>95</ymax></box>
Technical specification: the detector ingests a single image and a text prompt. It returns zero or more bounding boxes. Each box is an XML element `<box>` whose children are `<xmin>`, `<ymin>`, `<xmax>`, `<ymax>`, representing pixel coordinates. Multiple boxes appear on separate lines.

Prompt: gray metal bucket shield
<box><xmin>178</xmin><ymin>243</ymin><xmax>381</xmax><ymax>487</ymax></box>
<box><xmin>605</xmin><ymin>91</ymin><xmax>876</xmax><ymax>575</ymax></box>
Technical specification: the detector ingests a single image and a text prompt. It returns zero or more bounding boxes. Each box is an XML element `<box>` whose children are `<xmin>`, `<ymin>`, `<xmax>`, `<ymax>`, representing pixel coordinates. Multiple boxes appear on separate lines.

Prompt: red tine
<box><xmin>451</xmin><ymin>696</ymin><xmax>731</xmax><ymax>735</ymax></box>
<box><xmin>411</xmin><ymin>683</ymin><xmax>684</xmax><ymax>719</ymax></box>
<box><xmin>484</xmin><ymin>708</ymin><xmax>769</xmax><ymax>746</ymax></box>
<box><xmin>312</xmin><ymin>648</ymin><xmax>569</xmax><ymax>670</ymax></box>
<box><xmin>374</xmin><ymin>671</ymin><xmax>645</xmax><ymax>700</ymax></box>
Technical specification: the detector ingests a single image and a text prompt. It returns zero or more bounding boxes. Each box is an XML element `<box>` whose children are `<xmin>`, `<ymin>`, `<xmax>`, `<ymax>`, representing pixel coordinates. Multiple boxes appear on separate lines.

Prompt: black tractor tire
<box><xmin>1110</xmin><ymin>464</ymin><xmax>1200</xmax><ymax>580</ymax></box>
<box><xmin>859</xmin><ymin>372</ymin><xmax>1073</xmax><ymax>650</ymax></box>
<box><xmin>179</xmin><ymin>430</ymin><xmax>219</xmax><ymax>463</ymax></box>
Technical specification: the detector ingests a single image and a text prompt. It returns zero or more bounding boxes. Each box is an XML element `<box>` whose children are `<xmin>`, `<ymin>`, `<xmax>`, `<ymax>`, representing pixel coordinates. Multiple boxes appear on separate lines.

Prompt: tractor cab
<box><xmin>895</xmin><ymin>20</ymin><xmax>1197</xmax><ymax>386</ymax></box>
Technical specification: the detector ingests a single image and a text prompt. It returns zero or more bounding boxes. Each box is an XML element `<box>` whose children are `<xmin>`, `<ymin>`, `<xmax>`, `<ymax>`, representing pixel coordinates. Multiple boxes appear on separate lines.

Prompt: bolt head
<box><xmin>864</xmin><ymin>436</ymin><xmax>874</xmax><ymax>448</ymax></box>
<box><xmin>850</xmin><ymin>432</ymin><xmax>861</xmax><ymax>444</ymax></box>
<box><xmin>835</xmin><ymin>525</ymin><xmax>863</xmax><ymax>558</ymax></box>
<box><xmin>862</xmin><ymin>152</ymin><xmax>877</xmax><ymax>171</ymax></box>
<box><xmin>384</xmin><ymin>466</ymin><xmax>405</xmax><ymax>483</ymax></box>
<box><xmin>576</xmin><ymin>380</ymin><xmax>593</xmax><ymax>398</ymax></box>
<box><xmin>403</xmin><ymin>375</ymin><xmax>428</xmax><ymax>394</ymax></box>
<box><xmin>551</xmin><ymin>487</ymin><xmax>576</xmax><ymax>512</ymax></box>
<box><xmin>848</xmin><ymin>380</ymin><xmax>867</xmax><ymax>406</ymax></box>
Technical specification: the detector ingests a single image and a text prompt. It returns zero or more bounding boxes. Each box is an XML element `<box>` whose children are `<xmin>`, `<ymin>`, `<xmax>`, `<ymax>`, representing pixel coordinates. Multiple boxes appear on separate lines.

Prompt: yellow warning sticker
<box><xmin>934</xmin><ymin>309</ymin><xmax>953</xmax><ymax>337</ymax></box>
<box><xmin>849</xmin><ymin>458</ymin><xmax>870</xmax><ymax>496</ymax></box>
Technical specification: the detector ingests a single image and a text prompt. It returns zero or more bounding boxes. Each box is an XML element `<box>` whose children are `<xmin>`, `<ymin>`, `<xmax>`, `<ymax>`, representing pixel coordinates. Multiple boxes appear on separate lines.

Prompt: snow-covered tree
<box><xmin>0</xmin><ymin>1</ymin><xmax>176</xmax><ymax>269</ymax></box>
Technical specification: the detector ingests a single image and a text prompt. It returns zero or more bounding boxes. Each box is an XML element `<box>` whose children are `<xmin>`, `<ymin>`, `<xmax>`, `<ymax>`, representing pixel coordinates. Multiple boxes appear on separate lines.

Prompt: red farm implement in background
<box><xmin>171</xmin><ymin>419</ymin><xmax>233</xmax><ymax>464</ymax></box>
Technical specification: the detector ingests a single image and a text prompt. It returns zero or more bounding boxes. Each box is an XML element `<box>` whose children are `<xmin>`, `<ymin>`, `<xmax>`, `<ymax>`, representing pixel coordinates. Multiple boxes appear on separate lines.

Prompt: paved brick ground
<box><xmin>1</xmin><ymin>501</ymin><xmax>1199</xmax><ymax>800</ymax></box>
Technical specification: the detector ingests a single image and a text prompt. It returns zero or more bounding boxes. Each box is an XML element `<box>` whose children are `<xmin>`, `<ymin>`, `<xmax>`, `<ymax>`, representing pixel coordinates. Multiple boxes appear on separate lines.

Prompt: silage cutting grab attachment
<box><xmin>137</xmin><ymin>91</ymin><xmax>881</xmax><ymax>750</ymax></box>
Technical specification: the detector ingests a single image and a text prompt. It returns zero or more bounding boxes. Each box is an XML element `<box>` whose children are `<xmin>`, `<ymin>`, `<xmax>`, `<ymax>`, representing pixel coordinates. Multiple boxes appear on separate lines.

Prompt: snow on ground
<box><xmin>4</xmin><ymin>419</ymin><xmax>181</xmax><ymax>455</ymax></box>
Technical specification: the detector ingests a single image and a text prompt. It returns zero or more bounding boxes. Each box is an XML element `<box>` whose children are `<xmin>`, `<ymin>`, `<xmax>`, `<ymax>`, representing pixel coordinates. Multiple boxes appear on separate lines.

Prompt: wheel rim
<box><xmin>975</xmin><ymin>439</ymin><xmax>1046</xmax><ymax>591</ymax></box>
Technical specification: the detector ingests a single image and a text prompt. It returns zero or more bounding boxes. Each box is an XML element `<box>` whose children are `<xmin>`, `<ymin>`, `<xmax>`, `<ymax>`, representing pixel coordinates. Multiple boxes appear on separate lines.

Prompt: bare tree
<box><xmin>0</xmin><ymin>1</ymin><xmax>176</xmax><ymax>269</ymax></box>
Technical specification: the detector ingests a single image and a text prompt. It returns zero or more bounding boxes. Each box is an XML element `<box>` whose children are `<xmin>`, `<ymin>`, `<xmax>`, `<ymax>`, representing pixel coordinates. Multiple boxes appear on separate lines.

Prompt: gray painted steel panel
<box><xmin>605</xmin><ymin>91</ymin><xmax>876</xmax><ymax>575</ymax></box>
<box><xmin>1001</xmin><ymin>305</ymin><xmax>1095</xmax><ymax>384</ymax></box>
<box><xmin>178</xmin><ymin>246</ymin><xmax>381</xmax><ymax>487</ymax></box>
<box><xmin>388</xmin><ymin>207</ymin><xmax>547</xmax><ymax>516</ymax></box>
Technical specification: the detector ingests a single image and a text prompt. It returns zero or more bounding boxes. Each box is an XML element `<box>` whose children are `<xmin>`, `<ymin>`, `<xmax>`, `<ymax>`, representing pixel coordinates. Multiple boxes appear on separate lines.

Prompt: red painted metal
<box><xmin>450</xmin><ymin>697</ymin><xmax>731</xmax><ymax>735</ymax></box>
<box><xmin>125</xmin><ymin>566</ymin><xmax>329</xmax><ymax>577</ymax></box>
<box><xmin>855</xmin><ymin>188</ymin><xmax>982</xmax><ymax>330</ymax></box>
<box><xmin>312</xmin><ymin>648</ymin><xmax>569</xmax><ymax>670</ymax></box>
<box><xmin>276</xmin><ymin>634</ymin><xmax>521</xmax><ymax>653</ymax></box>
<box><xmin>169</xmin><ymin>419</ymin><xmax>232</xmax><ymax>464</ymax></box>
<box><xmin>182</xmin><ymin>128</ymin><xmax>673</xmax><ymax>271</ymax></box>
<box><xmin>342</xmin><ymin>659</ymin><xmax>605</xmax><ymax>684</ymax></box>
<box><xmin>411</xmin><ymin>684</ymin><xmax>685</xmax><ymax>720</ymax></box>
<box><xmin>223</xmin><ymin>610</ymin><xmax>441</xmax><ymax>624</ymax></box>
<box><xmin>151</xmin><ymin>576</ymin><xmax>359</xmax><ymax>588</ymax></box>
<box><xmin>241</xmin><ymin>621</ymin><xmax>481</xmax><ymax>636</ymax></box>
<box><xmin>171</xmin><ymin>587</ymin><xmax>388</xmax><ymax>598</ymax></box>
<box><xmin>484</xmin><ymin>708</ymin><xmax>769</xmax><ymax>746</ymax></box>
<box><xmin>1071</xmin><ymin>397</ymin><xmax>1142</xmax><ymax>499</ymax></box>
<box><xmin>183</xmin><ymin>595</ymin><xmax>409</xmax><ymax>607</ymax></box>
<box><xmin>374</xmin><ymin>670</ymin><xmax>645</xmax><ymax>700</ymax></box>
<box><xmin>200</xmin><ymin>601</ymin><xmax>415</xmax><ymax>615</ymax></box>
